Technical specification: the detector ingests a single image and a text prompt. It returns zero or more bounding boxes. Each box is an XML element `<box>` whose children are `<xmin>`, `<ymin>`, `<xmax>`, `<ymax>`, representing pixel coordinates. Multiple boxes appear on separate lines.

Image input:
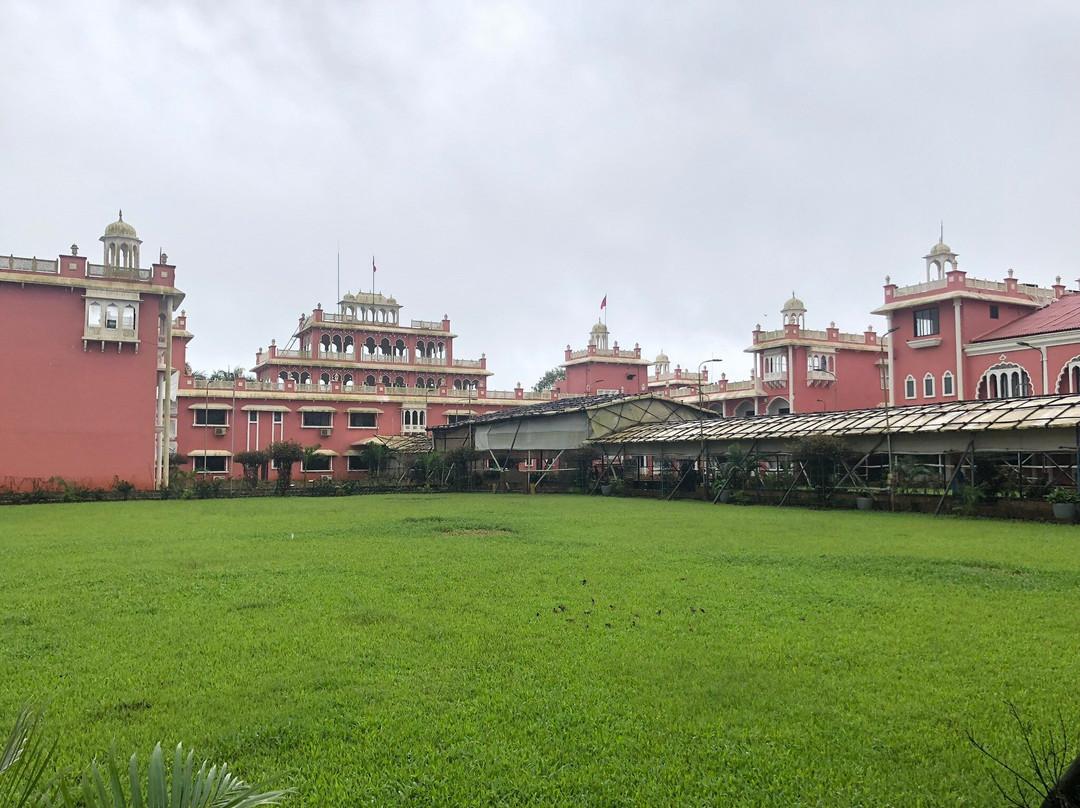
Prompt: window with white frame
<box><xmin>923</xmin><ymin>373</ymin><xmax>935</xmax><ymax>398</ymax></box>
<box><xmin>402</xmin><ymin>409</ymin><xmax>427</xmax><ymax>432</ymax></box>
<box><xmin>349</xmin><ymin>412</ymin><xmax>377</xmax><ymax>428</ymax></box>
<box><xmin>301</xmin><ymin>454</ymin><xmax>332</xmax><ymax>473</ymax></box>
<box><xmin>193</xmin><ymin>456</ymin><xmax>228</xmax><ymax>473</ymax></box>
<box><xmin>193</xmin><ymin>409</ymin><xmax>228</xmax><ymax>427</ymax></box>
<box><xmin>301</xmin><ymin>411</ymin><xmax>333</xmax><ymax>428</ymax></box>
<box><xmin>904</xmin><ymin>375</ymin><xmax>916</xmax><ymax>399</ymax></box>
<box><xmin>273</xmin><ymin>412</ymin><xmax>283</xmax><ymax>425</ymax></box>
<box><xmin>248</xmin><ymin>410</ymin><xmax>258</xmax><ymax>424</ymax></box>
<box><xmin>942</xmin><ymin>372</ymin><xmax>955</xmax><ymax>396</ymax></box>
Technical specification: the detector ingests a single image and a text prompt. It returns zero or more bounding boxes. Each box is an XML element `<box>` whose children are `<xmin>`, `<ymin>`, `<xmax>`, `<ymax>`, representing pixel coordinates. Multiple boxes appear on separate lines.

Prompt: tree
<box><xmin>267</xmin><ymin>441</ymin><xmax>305</xmax><ymax>495</ymax></box>
<box><xmin>208</xmin><ymin>366</ymin><xmax>254</xmax><ymax>382</ymax></box>
<box><xmin>360</xmin><ymin>442</ymin><xmax>391</xmax><ymax>481</ymax></box>
<box><xmin>233</xmin><ymin>450</ymin><xmax>269</xmax><ymax>488</ymax></box>
<box><xmin>533</xmin><ymin>367</ymin><xmax>566</xmax><ymax>392</ymax></box>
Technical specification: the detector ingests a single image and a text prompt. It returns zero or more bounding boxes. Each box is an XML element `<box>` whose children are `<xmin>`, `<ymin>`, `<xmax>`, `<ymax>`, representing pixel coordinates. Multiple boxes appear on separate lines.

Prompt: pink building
<box><xmin>0</xmin><ymin>214</ymin><xmax>186</xmax><ymax>490</ymax></box>
<box><xmin>174</xmin><ymin>290</ymin><xmax>554</xmax><ymax>478</ymax></box>
<box><xmin>558</xmin><ymin>322</ymin><xmax>649</xmax><ymax>396</ymax></box>
<box><xmin>643</xmin><ymin>295</ymin><xmax>887</xmax><ymax>416</ymax></box>
<box><xmin>874</xmin><ymin>237</ymin><xmax>1070</xmax><ymax>404</ymax></box>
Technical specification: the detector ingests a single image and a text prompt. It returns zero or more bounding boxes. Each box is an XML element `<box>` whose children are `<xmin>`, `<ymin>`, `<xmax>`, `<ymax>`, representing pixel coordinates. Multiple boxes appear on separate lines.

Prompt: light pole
<box><xmin>698</xmin><ymin>358</ymin><xmax>722</xmax><ymax>497</ymax></box>
<box><xmin>881</xmin><ymin>326</ymin><xmax>900</xmax><ymax>511</ymax></box>
<box><xmin>1016</xmin><ymin>340</ymin><xmax>1047</xmax><ymax>395</ymax></box>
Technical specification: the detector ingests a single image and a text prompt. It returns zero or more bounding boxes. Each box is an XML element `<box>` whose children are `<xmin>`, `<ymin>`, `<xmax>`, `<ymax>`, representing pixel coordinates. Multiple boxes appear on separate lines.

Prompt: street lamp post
<box><xmin>698</xmin><ymin>358</ymin><xmax>723</xmax><ymax>498</ymax></box>
<box><xmin>881</xmin><ymin>326</ymin><xmax>900</xmax><ymax>511</ymax></box>
<box><xmin>1016</xmin><ymin>340</ymin><xmax>1047</xmax><ymax>395</ymax></box>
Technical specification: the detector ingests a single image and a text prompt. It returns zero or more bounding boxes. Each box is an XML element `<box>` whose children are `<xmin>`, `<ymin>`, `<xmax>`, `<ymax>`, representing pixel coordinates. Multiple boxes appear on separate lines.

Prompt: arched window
<box><xmin>437</xmin><ymin>342</ymin><xmax>445</xmax><ymax>359</ymax></box>
<box><xmin>415</xmin><ymin>340</ymin><xmax>425</xmax><ymax>359</ymax></box>
<box><xmin>977</xmin><ymin>363</ymin><xmax>1031</xmax><ymax>399</ymax></box>
<box><xmin>122</xmin><ymin>305</ymin><xmax>136</xmax><ymax>330</ymax></box>
<box><xmin>394</xmin><ymin>376</ymin><xmax>405</xmax><ymax>387</ymax></box>
<box><xmin>105</xmin><ymin>305</ymin><xmax>119</xmax><ymax>329</ymax></box>
<box><xmin>365</xmin><ymin>337</ymin><xmax>376</xmax><ymax>356</ymax></box>
<box><xmin>381</xmin><ymin>375</ymin><xmax>390</xmax><ymax>386</ymax></box>
<box><xmin>395</xmin><ymin>339</ymin><xmax>406</xmax><ymax>357</ymax></box>
<box><xmin>379</xmin><ymin>338</ymin><xmax>391</xmax><ymax>356</ymax></box>
<box><xmin>365</xmin><ymin>375</ymin><xmax>376</xmax><ymax>387</ymax></box>
<box><xmin>415</xmin><ymin>377</ymin><xmax>425</xmax><ymax>388</ymax></box>
<box><xmin>454</xmin><ymin>379</ymin><xmax>462</xmax><ymax>389</ymax></box>
<box><xmin>332</xmin><ymin>335</ymin><xmax>342</xmax><ymax>353</ymax></box>
<box><xmin>88</xmin><ymin>302</ymin><xmax>101</xmax><ymax>326</ymax></box>
<box><xmin>320</xmin><ymin>335</ymin><xmax>331</xmax><ymax>354</ymax></box>
<box><xmin>904</xmin><ymin>375</ymin><xmax>916</xmax><ymax>399</ymax></box>
<box><xmin>320</xmin><ymin>373</ymin><xmax>331</xmax><ymax>386</ymax></box>
<box><xmin>300</xmin><ymin>372</ymin><xmax>311</xmax><ymax>384</ymax></box>
<box><xmin>923</xmin><ymin>373</ymin><xmax>935</xmax><ymax>398</ymax></box>
<box><xmin>344</xmin><ymin>336</ymin><xmax>354</xmax><ymax>356</ymax></box>
<box><xmin>290</xmin><ymin>371</ymin><xmax>299</xmax><ymax>382</ymax></box>
<box><xmin>942</xmin><ymin>371</ymin><xmax>955</xmax><ymax>396</ymax></box>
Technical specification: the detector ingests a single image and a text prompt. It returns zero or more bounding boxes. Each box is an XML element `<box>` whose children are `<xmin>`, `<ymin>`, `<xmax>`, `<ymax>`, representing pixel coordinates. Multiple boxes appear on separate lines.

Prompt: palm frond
<box><xmin>0</xmin><ymin>705</ymin><xmax>57</xmax><ymax>808</ymax></box>
<box><xmin>59</xmin><ymin>743</ymin><xmax>291</xmax><ymax>808</ymax></box>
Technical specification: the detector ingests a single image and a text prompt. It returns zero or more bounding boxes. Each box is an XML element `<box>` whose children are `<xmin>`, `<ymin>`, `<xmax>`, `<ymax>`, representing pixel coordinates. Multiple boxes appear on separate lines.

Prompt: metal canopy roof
<box><xmin>595</xmin><ymin>393</ymin><xmax>1080</xmax><ymax>448</ymax></box>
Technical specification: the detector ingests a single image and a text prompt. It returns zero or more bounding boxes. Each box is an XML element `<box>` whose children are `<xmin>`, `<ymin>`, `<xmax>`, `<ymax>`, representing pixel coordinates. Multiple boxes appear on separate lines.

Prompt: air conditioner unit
<box><xmin>214</xmin><ymin>427</ymin><xmax>227</xmax><ymax>436</ymax></box>
<box><xmin>320</xmin><ymin>428</ymin><xmax>332</xmax><ymax>437</ymax></box>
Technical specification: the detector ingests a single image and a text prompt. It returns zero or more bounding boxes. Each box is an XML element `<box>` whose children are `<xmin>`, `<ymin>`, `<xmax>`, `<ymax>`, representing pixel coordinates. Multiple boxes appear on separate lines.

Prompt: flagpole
<box><xmin>336</xmin><ymin>242</ymin><xmax>340</xmax><ymax>312</ymax></box>
<box><xmin>372</xmin><ymin>255</ymin><xmax>376</xmax><ymax>298</ymax></box>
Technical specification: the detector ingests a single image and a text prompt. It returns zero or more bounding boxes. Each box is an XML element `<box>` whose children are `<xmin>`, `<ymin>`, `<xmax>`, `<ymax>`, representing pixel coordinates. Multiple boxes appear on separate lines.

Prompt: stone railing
<box><xmin>652</xmin><ymin>371</ymin><xmax>705</xmax><ymax>383</ymax></box>
<box><xmin>415</xmin><ymin>356</ymin><xmax>447</xmax><ymax>366</ymax></box>
<box><xmin>806</xmin><ymin>369</ymin><xmax>836</xmax><ymax>383</ymax></box>
<box><xmin>763</xmin><ymin>371</ymin><xmax>788</xmax><ymax>384</ymax></box>
<box><xmin>757</xmin><ymin>329</ymin><xmax>785</xmax><ymax>342</ymax></box>
<box><xmin>84</xmin><ymin>325</ymin><xmax>138</xmax><ymax>342</ymax></box>
<box><xmin>892</xmin><ymin>278</ymin><xmax>948</xmax><ymax>297</ymax></box>
<box><xmin>453</xmin><ymin>358</ymin><xmax>484</xmax><ymax>368</ymax></box>
<box><xmin>966</xmin><ymin>277</ymin><xmax>1008</xmax><ymax>293</ymax></box>
<box><xmin>273</xmin><ymin>348</ymin><xmax>308</xmax><ymax>359</ymax></box>
<box><xmin>0</xmin><ymin>255</ymin><xmax>58</xmax><ymax>274</ymax></box>
<box><xmin>567</xmin><ymin>347</ymin><xmax>638</xmax><ymax>360</ymax></box>
<box><xmin>87</xmin><ymin>263</ymin><xmax>153</xmax><ymax>281</ymax></box>
<box><xmin>485</xmin><ymin>390</ymin><xmax>518</xmax><ymax>399</ymax></box>
<box><xmin>411</xmin><ymin>319</ymin><xmax>442</xmax><ymax>330</ymax></box>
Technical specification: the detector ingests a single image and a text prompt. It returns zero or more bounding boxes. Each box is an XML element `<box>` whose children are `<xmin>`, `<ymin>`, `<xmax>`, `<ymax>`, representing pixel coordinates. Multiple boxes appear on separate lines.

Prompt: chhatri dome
<box><xmin>103</xmin><ymin>210</ymin><xmax>138</xmax><ymax>239</ymax></box>
<box><xmin>930</xmin><ymin>240</ymin><xmax>953</xmax><ymax>256</ymax></box>
<box><xmin>782</xmin><ymin>293</ymin><xmax>806</xmax><ymax>313</ymax></box>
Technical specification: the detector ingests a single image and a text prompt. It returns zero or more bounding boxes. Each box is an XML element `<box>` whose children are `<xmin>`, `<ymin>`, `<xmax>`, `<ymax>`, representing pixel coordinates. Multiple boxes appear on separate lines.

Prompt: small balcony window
<box><xmin>913</xmin><ymin>308</ymin><xmax>940</xmax><ymax>338</ymax></box>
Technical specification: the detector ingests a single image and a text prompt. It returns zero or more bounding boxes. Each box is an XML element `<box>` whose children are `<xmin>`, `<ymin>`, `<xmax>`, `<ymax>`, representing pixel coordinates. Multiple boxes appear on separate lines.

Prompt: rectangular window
<box><xmin>193</xmin><ymin>456</ymin><xmax>228</xmax><ymax>473</ymax></box>
<box><xmin>943</xmin><ymin>374</ymin><xmax>954</xmax><ymax>396</ymax></box>
<box><xmin>302</xmin><ymin>455</ymin><xmax>332</xmax><ymax>473</ymax></box>
<box><xmin>347</xmin><ymin>455</ymin><xmax>367</xmax><ymax>472</ymax></box>
<box><xmin>446</xmin><ymin>414</ymin><xmax>473</xmax><ymax>425</ymax></box>
<box><xmin>301</xmin><ymin>411</ymin><xmax>332</xmax><ymax>428</ymax></box>
<box><xmin>193</xmin><ymin>409</ymin><xmax>228</xmax><ymax>427</ymax></box>
<box><xmin>248</xmin><ymin>411</ymin><xmax>258</xmax><ymax>424</ymax></box>
<box><xmin>923</xmin><ymin>375</ymin><xmax>935</xmax><ymax>397</ymax></box>
<box><xmin>349</xmin><ymin>412</ymin><xmax>377</xmax><ymax>428</ymax></box>
<box><xmin>989</xmin><ymin>305</ymin><xmax>999</xmax><ymax>319</ymax></box>
<box><xmin>913</xmin><ymin>308</ymin><xmax>940</xmax><ymax>337</ymax></box>
<box><xmin>273</xmin><ymin>412</ymin><xmax>283</xmax><ymax>424</ymax></box>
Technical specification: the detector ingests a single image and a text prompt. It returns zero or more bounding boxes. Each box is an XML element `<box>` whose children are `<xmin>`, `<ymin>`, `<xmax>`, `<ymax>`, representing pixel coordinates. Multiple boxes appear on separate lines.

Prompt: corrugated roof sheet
<box><xmin>430</xmin><ymin>393</ymin><xmax>660</xmax><ymax>429</ymax></box>
<box><xmin>595</xmin><ymin>393</ymin><xmax>1080</xmax><ymax>445</ymax></box>
<box><xmin>973</xmin><ymin>292</ymin><xmax>1080</xmax><ymax>342</ymax></box>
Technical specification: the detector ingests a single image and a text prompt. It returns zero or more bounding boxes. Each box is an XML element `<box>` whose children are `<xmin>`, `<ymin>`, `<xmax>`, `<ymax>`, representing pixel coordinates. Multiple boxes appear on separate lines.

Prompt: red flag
<box><xmin>373</xmin><ymin>256</ymin><xmax>377</xmax><ymax>273</ymax></box>
<box><xmin>600</xmin><ymin>295</ymin><xmax>607</xmax><ymax>310</ymax></box>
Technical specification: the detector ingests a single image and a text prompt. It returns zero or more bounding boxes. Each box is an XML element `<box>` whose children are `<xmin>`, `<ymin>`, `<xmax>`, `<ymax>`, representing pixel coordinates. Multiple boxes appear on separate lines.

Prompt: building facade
<box><xmin>0</xmin><ymin>214</ymin><xmax>186</xmax><ymax>490</ymax></box>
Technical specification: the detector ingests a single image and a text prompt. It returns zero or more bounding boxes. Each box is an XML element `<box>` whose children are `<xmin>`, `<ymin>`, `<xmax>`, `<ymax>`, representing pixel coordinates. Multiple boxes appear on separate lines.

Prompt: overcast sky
<box><xmin>3</xmin><ymin>1</ymin><xmax>1080</xmax><ymax>389</ymax></box>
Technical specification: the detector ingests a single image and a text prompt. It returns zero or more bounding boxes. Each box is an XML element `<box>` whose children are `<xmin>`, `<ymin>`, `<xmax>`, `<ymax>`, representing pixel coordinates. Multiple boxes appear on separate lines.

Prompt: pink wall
<box><xmin>0</xmin><ymin>283</ymin><xmax>164</xmax><ymax>490</ymax></box>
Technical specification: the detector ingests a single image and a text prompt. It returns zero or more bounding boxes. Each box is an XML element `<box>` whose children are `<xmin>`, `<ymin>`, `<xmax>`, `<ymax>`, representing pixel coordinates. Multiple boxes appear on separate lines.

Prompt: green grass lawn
<box><xmin>1</xmin><ymin>495</ymin><xmax>1077</xmax><ymax>806</ymax></box>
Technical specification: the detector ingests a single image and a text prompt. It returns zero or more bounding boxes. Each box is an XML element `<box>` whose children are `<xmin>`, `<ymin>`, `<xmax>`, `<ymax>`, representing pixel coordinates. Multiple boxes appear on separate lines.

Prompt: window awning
<box><xmin>241</xmin><ymin>404</ymin><xmax>292</xmax><ymax>412</ymax></box>
<box><xmin>346</xmin><ymin>407</ymin><xmax>382</xmax><ymax>414</ymax></box>
<box><xmin>443</xmin><ymin>409</ymin><xmax>479</xmax><ymax>416</ymax></box>
<box><xmin>312</xmin><ymin>448</ymin><xmax>339</xmax><ymax>456</ymax></box>
<box><xmin>189</xmin><ymin>403</ymin><xmax>233</xmax><ymax>410</ymax></box>
<box><xmin>187</xmin><ymin>449</ymin><xmax>232</xmax><ymax>456</ymax></box>
<box><xmin>298</xmin><ymin>406</ymin><xmax>338</xmax><ymax>412</ymax></box>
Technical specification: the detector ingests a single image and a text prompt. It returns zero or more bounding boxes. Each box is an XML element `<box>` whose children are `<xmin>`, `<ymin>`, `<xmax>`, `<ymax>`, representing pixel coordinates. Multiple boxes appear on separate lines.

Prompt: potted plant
<box><xmin>1046</xmin><ymin>487</ymin><xmax>1080</xmax><ymax>521</ymax></box>
<box><xmin>854</xmin><ymin>489</ymin><xmax>874</xmax><ymax>511</ymax></box>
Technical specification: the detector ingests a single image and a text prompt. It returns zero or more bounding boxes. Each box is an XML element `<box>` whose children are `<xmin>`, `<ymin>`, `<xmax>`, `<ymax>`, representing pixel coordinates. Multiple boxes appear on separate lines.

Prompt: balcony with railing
<box><xmin>411</xmin><ymin>318</ymin><xmax>443</xmax><ymax>330</ymax></box>
<box><xmin>87</xmin><ymin>264</ymin><xmax>153</xmax><ymax>282</ymax></box>
<box><xmin>452</xmin><ymin>358</ymin><xmax>484</xmax><ymax>368</ymax></box>
<box><xmin>0</xmin><ymin>255</ymin><xmax>59</xmax><ymax>274</ymax></box>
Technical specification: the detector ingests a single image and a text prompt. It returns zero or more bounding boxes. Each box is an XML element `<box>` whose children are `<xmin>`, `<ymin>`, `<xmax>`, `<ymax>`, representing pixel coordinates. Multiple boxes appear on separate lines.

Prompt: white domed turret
<box><xmin>781</xmin><ymin>292</ymin><xmax>806</xmax><ymax>327</ymax></box>
<box><xmin>923</xmin><ymin>224</ymin><xmax>958</xmax><ymax>280</ymax></box>
<box><xmin>100</xmin><ymin>210</ymin><xmax>142</xmax><ymax>269</ymax></box>
<box><xmin>654</xmin><ymin>350</ymin><xmax>670</xmax><ymax>375</ymax></box>
<box><xmin>588</xmin><ymin>321</ymin><xmax>609</xmax><ymax>349</ymax></box>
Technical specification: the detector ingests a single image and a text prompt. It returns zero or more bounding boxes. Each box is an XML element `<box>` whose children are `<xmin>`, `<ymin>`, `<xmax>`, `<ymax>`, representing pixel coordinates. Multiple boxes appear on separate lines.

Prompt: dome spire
<box><xmin>119</xmin><ymin>209</ymin><xmax>123</xmax><ymax>222</ymax></box>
